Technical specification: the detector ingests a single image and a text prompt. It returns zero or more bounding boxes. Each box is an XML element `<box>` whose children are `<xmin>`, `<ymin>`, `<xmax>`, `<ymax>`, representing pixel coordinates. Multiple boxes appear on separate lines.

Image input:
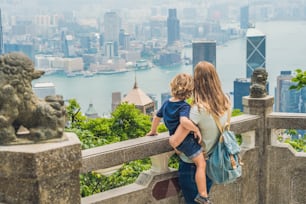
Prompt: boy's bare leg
<box><xmin>192</xmin><ymin>153</ymin><xmax>208</xmax><ymax>198</ymax></box>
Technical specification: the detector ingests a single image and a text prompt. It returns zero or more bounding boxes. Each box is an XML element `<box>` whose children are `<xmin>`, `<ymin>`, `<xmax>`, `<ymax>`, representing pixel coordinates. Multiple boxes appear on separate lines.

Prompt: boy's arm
<box><xmin>146</xmin><ymin>115</ymin><xmax>161</xmax><ymax>136</ymax></box>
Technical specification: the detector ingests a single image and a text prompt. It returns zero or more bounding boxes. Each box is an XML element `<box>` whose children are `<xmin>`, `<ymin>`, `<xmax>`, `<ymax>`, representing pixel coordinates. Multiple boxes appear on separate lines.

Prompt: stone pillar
<box><xmin>0</xmin><ymin>132</ymin><xmax>82</xmax><ymax>204</ymax></box>
<box><xmin>150</xmin><ymin>151</ymin><xmax>174</xmax><ymax>173</ymax></box>
<box><xmin>242</xmin><ymin>95</ymin><xmax>274</xmax><ymax>204</ymax></box>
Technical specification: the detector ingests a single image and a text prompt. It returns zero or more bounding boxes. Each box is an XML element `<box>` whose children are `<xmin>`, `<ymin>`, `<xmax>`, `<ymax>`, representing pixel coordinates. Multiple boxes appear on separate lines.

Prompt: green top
<box><xmin>179</xmin><ymin>105</ymin><xmax>230</xmax><ymax>163</ymax></box>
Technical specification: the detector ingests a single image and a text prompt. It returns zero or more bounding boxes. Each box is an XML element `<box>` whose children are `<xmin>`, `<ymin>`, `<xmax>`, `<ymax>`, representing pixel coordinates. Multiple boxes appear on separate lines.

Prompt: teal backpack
<box><xmin>206</xmin><ymin>110</ymin><xmax>243</xmax><ymax>184</ymax></box>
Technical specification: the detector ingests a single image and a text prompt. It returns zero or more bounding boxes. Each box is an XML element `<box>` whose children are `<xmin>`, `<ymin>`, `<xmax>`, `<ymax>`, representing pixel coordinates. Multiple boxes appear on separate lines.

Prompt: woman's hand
<box><xmin>193</xmin><ymin>128</ymin><xmax>202</xmax><ymax>144</ymax></box>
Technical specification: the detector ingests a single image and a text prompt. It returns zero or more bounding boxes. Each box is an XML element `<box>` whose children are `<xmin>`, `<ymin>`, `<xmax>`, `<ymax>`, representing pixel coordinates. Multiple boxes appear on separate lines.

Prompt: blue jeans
<box><xmin>178</xmin><ymin>159</ymin><xmax>213</xmax><ymax>204</ymax></box>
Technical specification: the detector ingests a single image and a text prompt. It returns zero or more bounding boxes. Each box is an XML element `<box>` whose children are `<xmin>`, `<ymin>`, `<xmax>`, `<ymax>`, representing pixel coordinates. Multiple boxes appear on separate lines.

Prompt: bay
<box><xmin>34</xmin><ymin>21</ymin><xmax>306</xmax><ymax>116</ymax></box>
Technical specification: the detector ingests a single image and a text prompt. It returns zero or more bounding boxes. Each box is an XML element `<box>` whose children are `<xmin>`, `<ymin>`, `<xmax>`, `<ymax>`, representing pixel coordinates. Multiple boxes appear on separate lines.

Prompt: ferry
<box><xmin>134</xmin><ymin>59</ymin><xmax>152</xmax><ymax>70</ymax></box>
<box><xmin>97</xmin><ymin>69</ymin><xmax>129</xmax><ymax>75</ymax></box>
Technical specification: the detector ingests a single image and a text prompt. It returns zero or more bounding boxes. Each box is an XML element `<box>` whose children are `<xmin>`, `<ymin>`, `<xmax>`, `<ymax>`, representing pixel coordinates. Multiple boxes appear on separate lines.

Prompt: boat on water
<box><xmin>97</xmin><ymin>69</ymin><xmax>130</xmax><ymax>75</ymax></box>
<box><xmin>134</xmin><ymin>59</ymin><xmax>153</xmax><ymax>70</ymax></box>
<box><xmin>83</xmin><ymin>71</ymin><xmax>95</xmax><ymax>78</ymax></box>
<box><xmin>66</xmin><ymin>71</ymin><xmax>84</xmax><ymax>77</ymax></box>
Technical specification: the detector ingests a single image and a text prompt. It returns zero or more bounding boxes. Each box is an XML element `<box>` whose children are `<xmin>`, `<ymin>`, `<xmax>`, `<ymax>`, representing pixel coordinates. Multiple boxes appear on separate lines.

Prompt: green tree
<box><xmin>110</xmin><ymin>102</ymin><xmax>151</xmax><ymax>140</ymax></box>
<box><xmin>81</xmin><ymin>118</ymin><xmax>112</xmax><ymax>137</ymax></box>
<box><xmin>66</xmin><ymin>99</ymin><xmax>86</xmax><ymax>129</ymax></box>
<box><xmin>290</xmin><ymin>69</ymin><xmax>306</xmax><ymax>90</ymax></box>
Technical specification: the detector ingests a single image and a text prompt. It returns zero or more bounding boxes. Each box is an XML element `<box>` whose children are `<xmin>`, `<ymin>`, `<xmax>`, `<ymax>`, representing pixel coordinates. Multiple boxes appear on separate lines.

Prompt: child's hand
<box><xmin>194</xmin><ymin>128</ymin><xmax>202</xmax><ymax>144</ymax></box>
<box><xmin>146</xmin><ymin>131</ymin><xmax>158</xmax><ymax>136</ymax></box>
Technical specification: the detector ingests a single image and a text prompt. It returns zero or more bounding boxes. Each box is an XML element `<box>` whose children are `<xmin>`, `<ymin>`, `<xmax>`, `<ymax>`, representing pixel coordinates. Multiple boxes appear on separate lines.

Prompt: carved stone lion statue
<box><xmin>250</xmin><ymin>67</ymin><xmax>268</xmax><ymax>98</ymax></box>
<box><xmin>0</xmin><ymin>52</ymin><xmax>66</xmax><ymax>144</ymax></box>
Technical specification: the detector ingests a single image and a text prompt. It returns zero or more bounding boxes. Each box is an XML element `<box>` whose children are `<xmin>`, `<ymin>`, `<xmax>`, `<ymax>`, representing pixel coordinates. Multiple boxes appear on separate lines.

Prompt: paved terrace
<box><xmin>1</xmin><ymin>96</ymin><xmax>306</xmax><ymax>204</ymax></box>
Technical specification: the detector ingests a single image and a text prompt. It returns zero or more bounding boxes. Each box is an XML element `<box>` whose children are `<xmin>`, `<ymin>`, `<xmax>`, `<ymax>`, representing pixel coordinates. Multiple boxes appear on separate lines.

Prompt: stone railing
<box><xmin>80</xmin><ymin>113</ymin><xmax>260</xmax><ymax>204</ymax></box>
<box><xmin>1</xmin><ymin>96</ymin><xmax>305</xmax><ymax>204</ymax></box>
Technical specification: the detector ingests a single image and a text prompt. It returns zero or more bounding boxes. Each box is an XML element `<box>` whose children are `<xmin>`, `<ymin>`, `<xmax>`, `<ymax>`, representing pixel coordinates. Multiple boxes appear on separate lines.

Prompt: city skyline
<box><xmin>1</xmin><ymin>0</ymin><xmax>306</xmax><ymax>115</ymax></box>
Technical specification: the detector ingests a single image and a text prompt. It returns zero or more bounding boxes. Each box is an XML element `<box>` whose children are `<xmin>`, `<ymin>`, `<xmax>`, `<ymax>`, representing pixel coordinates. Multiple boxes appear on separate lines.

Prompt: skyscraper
<box><xmin>167</xmin><ymin>8</ymin><xmax>180</xmax><ymax>45</ymax></box>
<box><xmin>4</xmin><ymin>43</ymin><xmax>34</xmax><ymax>61</ymax></box>
<box><xmin>240</xmin><ymin>5</ymin><xmax>249</xmax><ymax>29</ymax></box>
<box><xmin>0</xmin><ymin>8</ymin><xmax>4</xmax><ymax>55</ymax></box>
<box><xmin>61</xmin><ymin>31</ymin><xmax>69</xmax><ymax>57</ymax></box>
<box><xmin>192</xmin><ymin>40</ymin><xmax>216</xmax><ymax>70</ymax></box>
<box><xmin>104</xmin><ymin>11</ymin><xmax>121</xmax><ymax>45</ymax></box>
<box><xmin>233</xmin><ymin>78</ymin><xmax>251</xmax><ymax>111</ymax></box>
<box><xmin>275</xmin><ymin>71</ymin><xmax>300</xmax><ymax>113</ymax></box>
<box><xmin>246</xmin><ymin>28</ymin><xmax>266</xmax><ymax>78</ymax></box>
<box><xmin>234</xmin><ymin>29</ymin><xmax>267</xmax><ymax>111</ymax></box>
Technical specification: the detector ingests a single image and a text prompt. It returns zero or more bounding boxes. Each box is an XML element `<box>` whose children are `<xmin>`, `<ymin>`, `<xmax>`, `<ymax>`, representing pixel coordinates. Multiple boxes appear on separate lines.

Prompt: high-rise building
<box><xmin>61</xmin><ymin>31</ymin><xmax>69</xmax><ymax>57</ymax></box>
<box><xmin>240</xmin><ymin>5</ymin><xmax>249</xmax><ymax>29</ymax></box>
<box><xmin>300</xmin><ymin>87</ymin><xmax>306</xmax><ymax>113</ymax></box>
<box><xmin>150</xmin><ymin>16</ymin><xmax>167</xmax><ymax>40</ymax></box>
<box><xmin>105</xmin><ymin>41</ymin><xmax>114</xmax><ymax>58</ymax></box>
<box><xmin>167</xmin><ymin>8</ymin><xmax>180</xmax><ymax>45</ymax></box>
<box><xmin>0</xmin><ymin>8</ymin><xmax>4</xmax><ymax>55</ymax></box>
<box><xmin>234</xmin><ymin>74</ymin><xmax>270</xmax><ymax>111</ymax></box>
<box><xmin>233</xmin><ymin>78</ymin><xmax>251</xmax><ymax>111</ymax></box>
<box><xmin>275</xmin><ymin>71</ymin><xmax>301</xmax><ymax>113</ymax></box>
<box><xmin>192</xmin><ymin>40</ymin><xmax>216</xmax><ymax>70</ymax></box>
<box><xmin>246</xmin><ymin>28</ymin><xmax>266</xmax><ymax>78</ymax></box>
<box><xmin>112</xmin><ymin>92</ymin><xmax>121</xmax><ymax>112</ymax></box>
<box><xmin>4</xmin><ymin>43</ymin><xmax>34</xmax><ymax>61</ymax></box>
<box><xmin>104</xmin><ymin>11</ymin><xmax>121</xmax><ymax>45</ymax></box>
<box><xmin>234</xmin><ymin>28</ymin><xmax>267</xmax><ymax>111</ymax></box>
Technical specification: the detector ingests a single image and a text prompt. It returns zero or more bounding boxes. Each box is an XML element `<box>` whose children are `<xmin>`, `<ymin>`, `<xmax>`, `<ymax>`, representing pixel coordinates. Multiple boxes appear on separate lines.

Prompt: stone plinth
<box><xmin>0</xmin><ymin>132</ymin><xmax>82</xmax><ymax>204</ymax></box>
<box><xmin>242</xmin><ymin>96</ymin><xmax>274</xmax><ymax>116</ymax></box>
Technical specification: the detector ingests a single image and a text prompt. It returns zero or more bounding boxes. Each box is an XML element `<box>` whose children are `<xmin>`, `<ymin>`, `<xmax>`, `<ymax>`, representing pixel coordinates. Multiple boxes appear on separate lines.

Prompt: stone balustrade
<box><xmin>1</xmin><ymin>96</ymin><xmax>306</xmax><ymax>204</ymax></box>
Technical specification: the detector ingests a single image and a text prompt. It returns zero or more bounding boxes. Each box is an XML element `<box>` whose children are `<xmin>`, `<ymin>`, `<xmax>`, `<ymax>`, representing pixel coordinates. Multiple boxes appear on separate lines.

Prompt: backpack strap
<box><xmin>207</xmin><ymin>108</ymin><xmax>232</xmax><ymax>156</ymax></box>
<box><xmin>213</xmin><ymin>108</ymin><xmax>231</xmax><ymax>134</ymax></box>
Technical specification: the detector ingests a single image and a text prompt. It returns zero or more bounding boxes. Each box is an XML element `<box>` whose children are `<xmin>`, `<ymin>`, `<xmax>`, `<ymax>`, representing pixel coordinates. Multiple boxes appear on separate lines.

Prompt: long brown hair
<box><xmin>192</xmin><ymin>61</ymin><xmax>231</xmax><ymax>117</ymax></box>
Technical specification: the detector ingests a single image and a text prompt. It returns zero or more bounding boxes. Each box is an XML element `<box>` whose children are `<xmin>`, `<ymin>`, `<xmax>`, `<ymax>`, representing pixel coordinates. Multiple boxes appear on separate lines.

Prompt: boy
<box><xmin>147</xmin><ymin>73</ymin><xmax>210</xmax><ymax>204</ymax></box>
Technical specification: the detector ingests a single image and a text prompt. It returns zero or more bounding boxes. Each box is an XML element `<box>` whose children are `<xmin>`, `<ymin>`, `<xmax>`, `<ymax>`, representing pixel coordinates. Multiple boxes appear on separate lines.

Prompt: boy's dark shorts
<box><xmin>175</xmin><ymin>133</ymin><xmax>203</xmax><ymax>159</ymax></box>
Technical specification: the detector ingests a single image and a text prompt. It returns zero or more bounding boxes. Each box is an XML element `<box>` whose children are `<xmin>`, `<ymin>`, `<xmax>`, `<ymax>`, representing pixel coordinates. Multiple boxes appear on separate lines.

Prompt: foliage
<box><xmin>284</xmin><ymin>137</ymin><xmax>306</xmax><ymax>152</ymax></box>
<box><xmin>287</xmin><ymin>72</ymin><xmax>306</xmax><ymax>152</ymax></box>
<box><xmin>65</xmin><ymin>100</ymin><xmax>155</xmax><ymax>197</ymax></box>
<box><xmin>168</xmin><ymin>154</ymin><xmax>180</xmax><ymax>169</ymax></box>
<box><xmin>66</xmin><ymin>101</ymin><xmax>152</xmax><ymax>149</ymax></box>
<box><xmin>290</xmin><ymin>69</ymin><xmax>306</xmax><ymax>90</ymax></box>
<box><xmin>232</xmin><ymin>109</ymin><xmax>243</xmax><ymax>117</ymax></box>
<box><xmin>81</xmin><ymin>117</ymin><xmax>113</xmax><ymax>137</ymax></box>
<box><xmin>67</xmin><ymin>128</ymin><xmax>120</xmax><ymax>149</ymax></box>
<box><xmin>277</xmin><ymin>129</ymin><xmax>306</xmax><ymax>152</ymax></box>
<box><xmin>80</xmin><ymin>159</ymin><xmax>151</xmax><ymax>197</ymax></box>
<box><xmin>66</xmin><ymin>99</ymin><xmax>86</xmax><ymax>129</ymax></box>
<box><xmin>110</xmin><ymin>102</ymin><xmax>152</xmax><ymax>140</ymax></box>
<box><xmin>157</xmin><ymin>123</ymin><xmax>168</xmax><ymax>133</ymax></box>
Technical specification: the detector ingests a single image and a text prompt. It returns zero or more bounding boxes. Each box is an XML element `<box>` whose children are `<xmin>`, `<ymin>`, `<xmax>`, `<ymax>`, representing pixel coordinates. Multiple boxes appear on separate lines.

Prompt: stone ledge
<box><xmin>0</xmin><ymin>132</ymin><xmax>81</xmax><ymax>179</ymax></box>
<box><xmin>0</xmin><ymin>132</ymin><xmax>82</xmax><ymax>204</ymax></box>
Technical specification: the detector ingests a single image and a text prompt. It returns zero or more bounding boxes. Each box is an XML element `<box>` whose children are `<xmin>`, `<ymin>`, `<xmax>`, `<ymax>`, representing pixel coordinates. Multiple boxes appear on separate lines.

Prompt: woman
<box><xmin>169</xmin><ymin>61</ymin><xmax>232</xmax><ymax>204</ymax></box>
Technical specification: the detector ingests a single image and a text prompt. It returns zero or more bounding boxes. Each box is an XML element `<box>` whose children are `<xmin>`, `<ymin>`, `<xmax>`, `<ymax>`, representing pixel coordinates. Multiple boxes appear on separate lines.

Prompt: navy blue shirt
<box><xmin>156</xmin><ymin>100</ymin><xmax>190</xmax><ymax>135</ymax></box>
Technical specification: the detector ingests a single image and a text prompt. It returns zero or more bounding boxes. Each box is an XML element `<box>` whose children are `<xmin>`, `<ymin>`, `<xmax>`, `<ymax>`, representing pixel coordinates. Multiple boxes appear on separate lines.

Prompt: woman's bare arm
<box><xmin>169</xmin><ymin>124</ymin><xmax>191</xmax><ymax>148</ymax></box>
